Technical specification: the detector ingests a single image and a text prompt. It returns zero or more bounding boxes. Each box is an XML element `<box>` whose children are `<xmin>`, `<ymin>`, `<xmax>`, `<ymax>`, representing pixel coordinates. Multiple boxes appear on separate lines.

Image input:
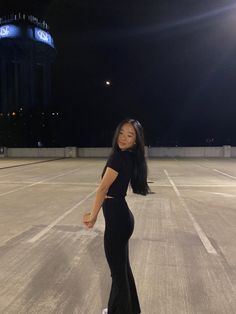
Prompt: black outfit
<box><xmin>102</xmin><ymin>150</ymin><xmax>141</xmax><ymax>314</ymax></box>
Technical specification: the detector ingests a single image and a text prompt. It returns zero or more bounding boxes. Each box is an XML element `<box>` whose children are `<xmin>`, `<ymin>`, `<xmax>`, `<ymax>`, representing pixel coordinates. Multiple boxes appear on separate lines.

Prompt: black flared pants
<box><xmin>102</xmin><ymin>198</ymin><xmax>141</xmax><ymax>314</ymax></box>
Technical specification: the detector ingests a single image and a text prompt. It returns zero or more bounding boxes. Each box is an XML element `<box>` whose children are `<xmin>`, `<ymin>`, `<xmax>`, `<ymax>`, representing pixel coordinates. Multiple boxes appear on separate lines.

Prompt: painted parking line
<box><xmin>214</xmin><ymin>169</ymin><xmax>236</xmax><ymax>180</ymax></box>
<box><xmin>3</xmin><ymin>183</ymin><xmax>236</xmax><ymax>187</ymax></box>
<box><xmin>0</xmin><ymin>164</ymin><xmax>42</xmax><ymax>178</ymax></box>
<box><xmin>164</xmin><ymin>169</ymin><xmax>218</xmax><ymax>255</ymax></box>
<box><xmin>202</xmin><ymin>191</ymin><xmax>236</xmax><ymax>198</ymax></box>
<box><xmin>0</xmin><ymin>168</ymin><xmax>81</xmax><ymax>197</ymax></box>
<box><xmin>27</xmin><ymin>188</ymin><xmax>97</xmax><ymax>243</ymax></box>
<box><xmin>0</xmin><ymin>181</ymin><xmax>99</xmax><ymax>186</ymax></box>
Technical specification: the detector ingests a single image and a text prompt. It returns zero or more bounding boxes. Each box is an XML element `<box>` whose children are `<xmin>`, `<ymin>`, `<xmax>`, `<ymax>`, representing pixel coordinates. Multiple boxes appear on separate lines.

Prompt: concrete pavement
<box><xmin>0</xmin><ymin>157</ymin><xmax>235</xmax><ymax>313</ymax></box>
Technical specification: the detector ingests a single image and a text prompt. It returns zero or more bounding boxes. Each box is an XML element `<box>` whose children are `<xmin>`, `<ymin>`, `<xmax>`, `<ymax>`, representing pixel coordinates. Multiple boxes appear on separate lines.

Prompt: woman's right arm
<box><xmin>83</xmin><ymin>167</ymin><xmax>118</xmax><ymax>228</ymax></box>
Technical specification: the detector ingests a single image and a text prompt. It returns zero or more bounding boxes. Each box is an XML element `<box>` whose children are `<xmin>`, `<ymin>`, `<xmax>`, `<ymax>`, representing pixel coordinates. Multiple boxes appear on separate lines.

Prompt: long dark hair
<box><xmin>104</xmin><ymin>118</ymin><xmax>150</xmax><ymax>195</ymax></box>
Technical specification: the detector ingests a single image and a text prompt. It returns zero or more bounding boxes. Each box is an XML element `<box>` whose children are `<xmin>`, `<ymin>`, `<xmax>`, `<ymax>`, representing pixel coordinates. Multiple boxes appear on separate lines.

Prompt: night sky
<box><xmin>1</xmin><ymin>0</ymin><xmax>236</xmax><ymax>147</ymax></box>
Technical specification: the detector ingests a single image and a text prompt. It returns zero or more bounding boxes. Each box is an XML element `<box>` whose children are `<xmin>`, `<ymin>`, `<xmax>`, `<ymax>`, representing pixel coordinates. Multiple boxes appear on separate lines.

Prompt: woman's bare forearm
<box><xmin>90</xmin><ymin>187</ymin><xmax>108</xmax><ymax>219</ymax></box>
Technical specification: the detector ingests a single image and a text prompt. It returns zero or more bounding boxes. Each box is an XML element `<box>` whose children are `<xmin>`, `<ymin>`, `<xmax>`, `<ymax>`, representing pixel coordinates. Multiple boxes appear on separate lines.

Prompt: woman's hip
<box><xmin>103</xmin><ymin>198</ymin><xmax>134</xmax><ymax>238</ymax></box>
<box><xmin>102</xmin><ymin>198</ymin><xmax>133</xmax><ymax>221</ymax></box>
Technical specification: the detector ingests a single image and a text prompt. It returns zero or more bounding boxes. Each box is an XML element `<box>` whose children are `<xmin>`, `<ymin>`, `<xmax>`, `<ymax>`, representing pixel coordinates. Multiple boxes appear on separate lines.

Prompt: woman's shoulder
<box><xmin>108</xmin><ymin>149</ymin><xmax>122</xmax><ymax>160</ymax></box>
<box><xmin>106</xmin><ymin>150</ymin><xmax>123</xmax><ymax>171</ymax></box>
<box><xmin>107</xmin><ymin>149</ymin><xmax>133</xmax><ymax>169</ymax></box>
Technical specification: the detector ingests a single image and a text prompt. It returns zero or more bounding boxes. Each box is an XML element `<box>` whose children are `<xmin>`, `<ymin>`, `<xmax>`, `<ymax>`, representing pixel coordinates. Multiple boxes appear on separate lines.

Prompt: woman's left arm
<box><xmin>83</xmin><ymin>167</ymin><xmax>118</xmax><ymax>228</ymax></box>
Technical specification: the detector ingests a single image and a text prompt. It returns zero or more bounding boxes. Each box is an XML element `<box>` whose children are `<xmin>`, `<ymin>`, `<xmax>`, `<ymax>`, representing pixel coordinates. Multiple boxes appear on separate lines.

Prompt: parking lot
<box><xmin>0</xmin><ymin>157</ymin><xmax>235</xmax><ymax>313</ymax></box>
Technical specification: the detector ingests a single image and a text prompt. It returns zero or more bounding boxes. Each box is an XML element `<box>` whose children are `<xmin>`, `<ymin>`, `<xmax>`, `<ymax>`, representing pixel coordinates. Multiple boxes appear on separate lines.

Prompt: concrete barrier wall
<box><xmin>77</xmin><ymin>147</ymin><xmax>112</xmax><ymax>157</ymax></box>
<box><xmin>231</xmin><ymin>147</ymin><xmax>236</xmax><ymax>157</ymax></box>
<box><xmin>2</xmin><ymin>146</ymin><xmax>236</xmax><ymax>158</ymax></box>
<box><xmin>149</xmin><ymin>146</ymin><xmax>224</xmax><ymax>158</ymax></box>
<box><xmin>7</xmin><ymin>148</ymin><xmax>66</xmax><ymax>158</ymax></box>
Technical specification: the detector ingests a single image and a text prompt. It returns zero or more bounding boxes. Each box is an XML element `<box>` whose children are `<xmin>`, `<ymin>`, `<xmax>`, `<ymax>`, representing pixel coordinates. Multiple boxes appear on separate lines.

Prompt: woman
<box><xmin>83</xmin><ymin>118</ymin><xmax>150</xmax><ymax>314</ymax></box>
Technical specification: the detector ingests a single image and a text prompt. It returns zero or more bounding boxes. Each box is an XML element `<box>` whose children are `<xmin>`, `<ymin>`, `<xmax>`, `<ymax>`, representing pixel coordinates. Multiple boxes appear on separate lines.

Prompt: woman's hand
<box><xmin>83</xmin><ymin>212</ymin><xmax>97</xmax><ymax>229</ymax></box>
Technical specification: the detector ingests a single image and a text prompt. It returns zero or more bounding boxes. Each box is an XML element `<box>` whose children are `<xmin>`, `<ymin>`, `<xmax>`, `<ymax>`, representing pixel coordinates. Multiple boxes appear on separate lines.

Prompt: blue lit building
<box><xmin>0</xmin><ymin>13</ymin><xmax>56</xmax><ymax>113</ymax></box>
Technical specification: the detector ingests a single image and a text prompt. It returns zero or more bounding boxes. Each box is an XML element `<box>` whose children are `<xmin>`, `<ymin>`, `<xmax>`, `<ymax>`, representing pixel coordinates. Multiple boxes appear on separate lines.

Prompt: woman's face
<box><xmin>117</xmin><ymin>123</ymin><xmax>136</xmax><ymax>151</ymax></box>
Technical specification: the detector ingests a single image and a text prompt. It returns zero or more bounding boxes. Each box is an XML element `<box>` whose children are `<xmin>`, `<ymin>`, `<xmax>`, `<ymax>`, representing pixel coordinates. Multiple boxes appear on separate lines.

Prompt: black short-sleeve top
<box><xmin>103</xmin><ymin>149</ymin><xmax>134</xmax><ymax>198</ymax></box>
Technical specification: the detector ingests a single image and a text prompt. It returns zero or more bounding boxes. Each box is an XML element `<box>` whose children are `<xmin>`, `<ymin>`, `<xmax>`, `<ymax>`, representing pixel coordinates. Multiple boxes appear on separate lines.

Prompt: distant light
<box><xmin>35</xmin><ymin>27</ymin><xmax>54</xmax><ymax>48</ymax></box>
<box><xmin>0</xmin><ymin>25</ymin><xmax>21</xmax><ymax>38</ymax></box>
<box><xmin>0</xmin><ymin>25</ymin><xmax>10</xmax><ymax>37</ymax></box>
<box><xmin>105</xmin><ymin>80</ymin><xmax>111</xmax><ymax>86</ymax></box>
<box><xmin>36</xmin><ymin>29</ymin><xmax>49</xmax><ymax>43</ymax></box>
<box><xmin>12</xmin><ymin>112</ymin><xmax>16</xmax><ymax>116</ymax></box>
<box><xmin>52</xmin><ymin>112</ymin><xmax>55</xmax><ymax>115</ymax></box>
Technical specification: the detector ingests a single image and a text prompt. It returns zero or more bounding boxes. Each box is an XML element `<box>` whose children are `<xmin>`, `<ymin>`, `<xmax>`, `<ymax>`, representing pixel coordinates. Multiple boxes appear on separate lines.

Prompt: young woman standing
<box><xmin>83</xmin><ymin>119</ymin><xmax>150</xmax><ymax>314</ymax></box>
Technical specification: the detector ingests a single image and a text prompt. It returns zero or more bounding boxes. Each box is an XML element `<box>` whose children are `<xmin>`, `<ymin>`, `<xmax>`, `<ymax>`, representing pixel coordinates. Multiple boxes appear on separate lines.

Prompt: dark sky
<box><xmin>2</xmin><ymin>0</ymin><xmax>236</xmax><ymax>146</ymax></box>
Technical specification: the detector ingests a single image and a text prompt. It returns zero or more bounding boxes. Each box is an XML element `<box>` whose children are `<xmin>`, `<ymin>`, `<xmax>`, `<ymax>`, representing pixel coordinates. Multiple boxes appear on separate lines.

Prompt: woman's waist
<box><xmin>107</xmin><ymin>186</ymin><xmax>128</xmax><ymax>199</ymax></box>
<box><xmin>103</xmin><ymin>195</ymin><xmax>127</xmax><ymax>205</ymax></box>
<box><xmin>103</xmin><ymin>197</ymin><xmax>131</xmax><ymax>215</ymax></box>
<box><xmin>104</xmin><ymin>197</ymin><xmax>129</xmax><ymax>205</ymax></box>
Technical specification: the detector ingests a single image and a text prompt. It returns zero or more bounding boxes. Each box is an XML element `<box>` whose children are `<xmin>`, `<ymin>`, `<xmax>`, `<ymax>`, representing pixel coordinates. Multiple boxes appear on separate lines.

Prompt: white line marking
<box><xmin>175</xmin><ymin>184</ymin><xmax>236</xmax><ymax>187</ymax></box>
<box><xmin>0</xmin><ymin>168</ymin><xmax>81</xmax><ymax>197</ymax></box>
<box><xmin>3</xmin><ymin>182</ymin><xmax>236</xmax><ymax>189</ymax></box>
<box><xmin>148</xmin><ymin>184</ymin><xmax>236</xmax><ymax>187</ymax></box>
<box><xmin>196</xmin><ymin>191</ymin><xmax>236</xmax><ymax>198</ymax></box>
<box><xmin>28</xmin><ymin>189</ymin><xmax>97</xmax><ymax>243</ymax></box>
<box><xmin>0</xmin><ymin>164</ymin><xmax>42</xmax><ymax>178</ymax></box>
<box><xmin>210</xmin><ymin>192</ymin><xmax>236</xmax><ymax>198</ymax></box>
<box><xmin>214</xmin><ymin>169</ymin><xmax>236</xmax><ymax>180</ymax></box>
<box><xmin>0</xmin><ymin>181</ymin><xmax>99</xmax><ymax>186</ymax></box>
<box><xmin>0</xmin><ymin>173</ymin><xmax>20</xmax><ymax>179</ymax></box>
<box><xmin>164</xmin><ymin>169</ymin><xmax>218</xmax><ymax>255</ymax></box>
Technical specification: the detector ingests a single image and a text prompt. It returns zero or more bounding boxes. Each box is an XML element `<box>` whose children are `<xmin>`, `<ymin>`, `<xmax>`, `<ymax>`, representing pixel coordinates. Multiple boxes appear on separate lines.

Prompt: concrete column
<box><xmin>0</xmin><ymin>147</ymin><xmax>6</xmax><ymax>158</ymax></box>
<box><xmin>223</xmin><ymin>145</ymin><xmax>231</xmax><ymax>158</ymax></box>
<box><xmin>65</xmin><ymin>147</ymin><xmax>77</xmax><ymax>158</ymax></box>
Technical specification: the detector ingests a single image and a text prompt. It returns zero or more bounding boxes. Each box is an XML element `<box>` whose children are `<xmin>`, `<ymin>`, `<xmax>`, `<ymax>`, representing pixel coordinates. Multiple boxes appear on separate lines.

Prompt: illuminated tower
<box><xmin>0</xmin><ymin>13</ymin><xmax>56</xmax><ymax>113</ymax></box>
